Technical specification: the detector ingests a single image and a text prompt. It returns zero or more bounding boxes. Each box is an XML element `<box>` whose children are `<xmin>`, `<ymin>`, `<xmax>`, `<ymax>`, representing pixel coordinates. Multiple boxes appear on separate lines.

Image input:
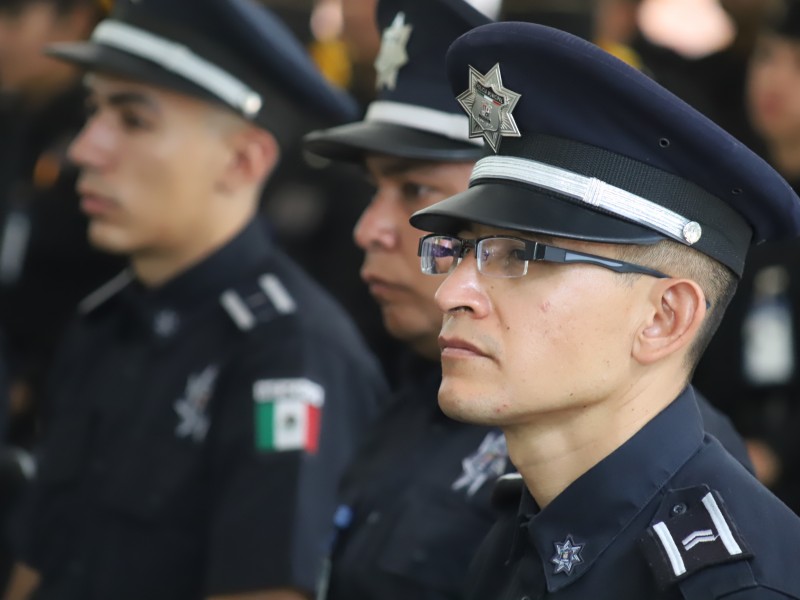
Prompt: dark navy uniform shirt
<box><xmin>465</xmin><ymin>386</ymin><xmax>800</xmax><ymax>600</ymax></box>
<box><xmin>17</xmin><ymin>218</ymin><xmax>387</xmax><ymax>599</ymax></box>
<box><xmin>323</xmin><ymin>358</ymin><xmax>510</xmax><ymax>600</ymax></box>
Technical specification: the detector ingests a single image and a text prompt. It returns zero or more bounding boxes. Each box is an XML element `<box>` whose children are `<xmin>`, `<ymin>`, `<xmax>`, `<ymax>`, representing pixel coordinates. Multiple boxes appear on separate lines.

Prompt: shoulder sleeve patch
<box><xmin>639</xmin><ymin>486</ymin><xmax>752</xmax><ymax>590</ymax></box>
<box><xmin>220</xmin><ymin>272</ymin><xmax>296</xmax><ymax>331</ymax></box>
<box><xmin>252</xmin><ymin>378</ymin><xmax>324</xmax><ymax>454</ymax></box>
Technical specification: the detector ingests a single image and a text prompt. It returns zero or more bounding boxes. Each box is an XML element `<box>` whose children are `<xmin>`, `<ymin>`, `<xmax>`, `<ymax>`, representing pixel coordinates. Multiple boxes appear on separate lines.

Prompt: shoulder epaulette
<box><xmin>220</xmin><ymin>272</ymin><xmax>297</xmax><ymax>331</ymax></box>
<box><xmin>78</xmin><ymin>270</ymin><xmax>134</xmax><ymax>315</ymax></box>
<box><xmin>639</xmin><ymin>485</ymin><xmax>752</xmax><ymax>591</ymax></box>
<box><xmin>491</xmin><ymin>472</ymin><xmax>524</xmax><ymax>510</ymax></box>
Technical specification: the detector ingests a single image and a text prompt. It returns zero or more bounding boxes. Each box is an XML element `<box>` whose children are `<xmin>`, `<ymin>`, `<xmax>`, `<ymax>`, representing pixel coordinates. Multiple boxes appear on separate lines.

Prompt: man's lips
<box><xmin>438</xmin><ymin>335</ymin><xmax>490</xmax><ymax>358</ymax></box>
<box><xmin>361</xmin><ymin>272</ymin><xmax>403</xmax><ymax>298</ymax></box>
<box><xmin>77</xmin><ymin>186</ymin><xmax>116</xmax><ymax>216</ymax></box>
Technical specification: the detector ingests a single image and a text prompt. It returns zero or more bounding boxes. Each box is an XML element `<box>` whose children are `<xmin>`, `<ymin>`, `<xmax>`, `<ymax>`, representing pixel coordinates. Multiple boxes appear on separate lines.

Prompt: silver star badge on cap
<box><xmin>456</xmin><ymin>63</ymin><xmax>521</xmax><ymax>153</ymax></box>
<box><xmin>551</xmin><ymin>536</ymin><xmax>584</xmax><ymax>575</ymax></box>
<box><xmin>374</xmin><ymin>12</ymin><xmax>413</xmax><ymax>91</ymax></box>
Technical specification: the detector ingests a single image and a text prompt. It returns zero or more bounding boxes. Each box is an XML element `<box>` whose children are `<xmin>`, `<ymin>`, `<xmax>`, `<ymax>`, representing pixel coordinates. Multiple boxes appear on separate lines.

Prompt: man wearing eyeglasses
<box><xmin>411</xmin><ymin>20</ymin><xmax>800</xmax><ymax>600</ymax></box>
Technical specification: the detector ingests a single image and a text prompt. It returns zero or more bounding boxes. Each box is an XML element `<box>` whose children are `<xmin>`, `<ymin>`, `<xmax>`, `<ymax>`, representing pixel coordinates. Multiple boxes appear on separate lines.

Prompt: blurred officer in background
<box><xmin>411</xmin><ymin>20</ymin><xmax>800</xmax><ymax>598</ymax></box>
<box><xmin>695</xmin><ymin>0</ymin><xmax>800</xmax><ymax>513</ymax></box>
<box><xmin>3</xmin><ymin>0</ymin><xmax>386</xmax><ymax>598</ymax></box>
<box><xmin>305</xmin><ymin>2</ymin><xmax>509</xmax><ymax>598</ymax></box>
<box><xmin>0</xmin><ymin>0</ymin><xmax>124</xmax><ymax>448</ymax></box>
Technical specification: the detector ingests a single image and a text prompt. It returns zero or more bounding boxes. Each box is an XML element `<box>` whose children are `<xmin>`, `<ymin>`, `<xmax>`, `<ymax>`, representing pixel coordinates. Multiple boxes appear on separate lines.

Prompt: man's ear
<box><xmin>632</xmin><ymin>278</ymin><xmax>707</xmax><ymax>365</ymax></box>
<box><xmin>220</xmin><ymin>126</ymin><xmax>280</xmax><ymax>193</ymax></box>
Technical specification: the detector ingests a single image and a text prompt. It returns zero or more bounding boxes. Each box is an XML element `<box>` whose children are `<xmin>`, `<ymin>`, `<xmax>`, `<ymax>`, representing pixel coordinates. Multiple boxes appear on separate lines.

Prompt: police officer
<box><xmin>411</xmin><ymin>21</ymin><xmax>800</xmax><ymax>599</ymax></box>
<box><xmin>4</xmin><ymin>1</ymin><xmax>386</xmax><ymax>599</ymax></box>
<box><xmin>304</xmin><ymin>2</ymin><xmax>511</xmax><ymax>599</ymax></box>
<box><xmin>302</xmin><ymin>2</ymin><xmax>753</xmax><ymax>599</ymax></box>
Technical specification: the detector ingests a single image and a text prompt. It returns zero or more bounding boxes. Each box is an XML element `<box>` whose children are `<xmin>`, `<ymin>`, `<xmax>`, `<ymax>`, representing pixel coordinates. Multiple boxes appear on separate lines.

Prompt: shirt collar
<box><xmin>128</xmin><ymin>217</ymin><xmax>272</xmax><ymax>312</ymax></box>
<box><xmin>515</xmin><ymin>387</ymin><xmax>705</xmax><ymax>592</ymax></box>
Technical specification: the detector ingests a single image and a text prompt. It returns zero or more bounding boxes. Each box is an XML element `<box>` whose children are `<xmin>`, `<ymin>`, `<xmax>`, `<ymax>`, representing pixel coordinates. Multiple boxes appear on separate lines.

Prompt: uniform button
<box><xmin>520</xmin><ymin>596</ymin><xmax>531</xmax><ymax>600</ymax></box>
<box><xmin>366</xmin><ymin>510</ymin><xmax>381</xmax><ymax>525</ymax></box>
<box><xmin>153</xmin><ymin>309</ymin><xmax>180</xmax><ymax>337</ymax></box>
<box><xmin>670</xmin><ymin>502</ymin><xmax>687</xmax><ymax>516</ymax></box>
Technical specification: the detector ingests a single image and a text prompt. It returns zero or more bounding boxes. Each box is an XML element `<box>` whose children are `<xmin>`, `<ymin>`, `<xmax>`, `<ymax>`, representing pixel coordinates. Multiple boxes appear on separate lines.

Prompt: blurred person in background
<box><xmin>2</xmin><ymin>0</ymin><xmax>386</xmax><ymax>598</ymax></box>
<box><xmin>256</xmin><ymin>0</ymin><xmax>405</xmax><ymax>383</ymax></box>
<box><xmin>0</xmin><ymin>0</ymin><xmax>124</xmax><ymax>588</ymax></box>
<box><xmin>304</xmin><ymin>1</ymin><xmax>513</xmax><ymax>598</ymax></box>
<box><xmin>694</xmin><ymin>0</ymin><xmax>800</xmax><ymax>514</ymax></box>
<box><xmin>627</xmin><ymin>0</ymin><xmax>773</xmax><ymax>147</ymax></box>
<box><xmin>0</xmin><ymin>0</ymin><xmax>124</xmax><ymax>449</ymax></box>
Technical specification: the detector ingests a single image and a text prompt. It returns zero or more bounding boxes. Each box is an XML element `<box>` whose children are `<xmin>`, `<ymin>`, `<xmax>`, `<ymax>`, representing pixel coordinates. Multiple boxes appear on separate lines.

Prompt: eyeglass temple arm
<box><xmin>538</xmin><ymin>245</ymin><xmax>669</xmax><ymax>279</ymax></box>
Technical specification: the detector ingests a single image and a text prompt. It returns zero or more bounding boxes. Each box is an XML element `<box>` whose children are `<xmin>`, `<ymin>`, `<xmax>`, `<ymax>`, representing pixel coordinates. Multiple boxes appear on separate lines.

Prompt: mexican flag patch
<box><xmin>253</xmin><ymin>378</ymin><xmax>325</xmax><ymax>453</ymax></box>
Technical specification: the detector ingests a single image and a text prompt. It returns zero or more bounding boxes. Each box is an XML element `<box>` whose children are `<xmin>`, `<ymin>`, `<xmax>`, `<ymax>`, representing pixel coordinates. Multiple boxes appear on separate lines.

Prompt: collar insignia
<box><xmin>374</xmin><ymin>12</ymin><xmax>413</xmax><ymax>91</ymax></box>
<box><xmin>551</xmin><ymin>535</ymin><xmax>584</xmax><ymax>575</ymax></box>
<box><xmin>456</xmin><ymin>63</ymin><xmax>521</xmax><ymax>152</ymax></box>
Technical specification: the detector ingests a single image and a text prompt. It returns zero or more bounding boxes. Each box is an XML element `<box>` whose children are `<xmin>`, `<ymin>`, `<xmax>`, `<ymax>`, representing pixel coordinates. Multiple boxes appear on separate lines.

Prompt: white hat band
<box><xmin>92</xmin><ymin>20</ymin><xmax>263</xmax><ymax>117</ymax></box>
<box><xmin>470</xmin><ymin>155</ymin><xmax>703</xmax><ymax>245</ymax></box>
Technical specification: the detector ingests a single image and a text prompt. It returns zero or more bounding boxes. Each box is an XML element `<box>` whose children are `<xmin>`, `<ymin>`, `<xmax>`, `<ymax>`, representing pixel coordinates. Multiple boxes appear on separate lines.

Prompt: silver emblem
<box><xmin>456</xmin><ymin>63</ymin><xmax>521</xmax><ymax>152</ymax></box>
<box><xmin>682</xmin><ymin>529</ymin><xmax>718</xmax><ymax>551</ymax></box>
<box><xmin>682</xmin><ymin>221</ymin><xmax>702</xmax><ymax>244</ymax></box>
<box><xmin>153</xmin><ymin>309</ymin><xmax>179</xmax><ymax>338</ymax></box>
<box><xmin>551</xmin><ymin>536</ymin><xmax>584</xmax><ymax>575</ymax></box>
<box><xmin>452</xmin><ymin>431</ymin><xmax>508</xmax><ymax>496</ymax></box>
<box><xmin>242</xmin><ymin>93</ymin><xmax>263</xmax><ymax>118</ymax></box>
<box><xmin>174</xmin><ymin>365</ymin><xmax>218</xmax><ymax>443</ymax></box>
<box><xmin>374</xmin><ymin>12</ymin><xmax>413</xmax><ymax>91</ymax></box>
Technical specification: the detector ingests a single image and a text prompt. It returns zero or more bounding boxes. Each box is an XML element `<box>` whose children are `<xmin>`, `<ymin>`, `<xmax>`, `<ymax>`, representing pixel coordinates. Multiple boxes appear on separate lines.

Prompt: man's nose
<box><xmin>353</xmin><ymin>193</ymin><xmax>398</xmax><ymax>251</ymax></box>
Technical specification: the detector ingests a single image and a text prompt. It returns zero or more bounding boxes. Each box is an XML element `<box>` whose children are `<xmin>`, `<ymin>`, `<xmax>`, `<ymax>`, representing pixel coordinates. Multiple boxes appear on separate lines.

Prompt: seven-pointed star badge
<box><xmin>456</xmin><ymin>63</ymin><xmax>521</xmax><ymax>152</ymax></box>
<box><xmin>551</xmin><ymin>536</ymin><xmax>584</xmax><ymax>575</ymax></box>
<box><xmin>374</xmin><ymin>12</ymin><xmax>413</xmax><ymax>91</ymax></box>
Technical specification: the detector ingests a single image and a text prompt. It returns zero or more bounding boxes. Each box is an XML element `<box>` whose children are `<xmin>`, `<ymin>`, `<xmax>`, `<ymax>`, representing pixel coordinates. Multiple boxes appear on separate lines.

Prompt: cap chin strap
<box><xmin>470</xmin><ymin>155</ymin><xmax>702</xmax><ymax>245</ymax></box>
<box><xmin>365</xmin><ymin>100</ymin><xmax>484</xmax><ymax>146</ymax></box>
<box><xmin>91</xmin><ymin>20</ymin><xmax>263</xmax><ymax>118</ymax></box>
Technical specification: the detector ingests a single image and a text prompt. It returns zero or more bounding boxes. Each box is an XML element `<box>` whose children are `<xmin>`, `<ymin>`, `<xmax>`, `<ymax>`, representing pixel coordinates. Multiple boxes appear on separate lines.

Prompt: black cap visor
<box><xmin>304</xmin><ymin>120</ymin><xmax>487</xmax><ymax>163</ymax></box>
<box><xmin>410</xmin><ymin>180</ymin><xmax>666</xmax><ymax>245</ymax></box>
<box><xmin>47</xmin><ymin>41</ymin><xmax>231</xmax><ymax>111</ymax></box>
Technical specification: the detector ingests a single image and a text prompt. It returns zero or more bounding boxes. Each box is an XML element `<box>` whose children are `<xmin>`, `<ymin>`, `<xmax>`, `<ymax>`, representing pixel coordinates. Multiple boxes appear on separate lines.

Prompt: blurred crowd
<box><xmin>0</xmin><ymin>0</ymin><xmax>799</xmax><ymax>596</ymax></box>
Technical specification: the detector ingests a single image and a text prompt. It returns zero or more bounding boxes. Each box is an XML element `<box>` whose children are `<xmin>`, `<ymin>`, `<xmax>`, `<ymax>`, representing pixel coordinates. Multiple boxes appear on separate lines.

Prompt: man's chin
<box><xmin>438</xmin><ymin>386</ymin><xmax>480</xmax><ymax>424</ymax></box>
<box><xmin>87</xmin><ymin>222</ymin><xmax>131</xmax><ymax>256</ymax></box>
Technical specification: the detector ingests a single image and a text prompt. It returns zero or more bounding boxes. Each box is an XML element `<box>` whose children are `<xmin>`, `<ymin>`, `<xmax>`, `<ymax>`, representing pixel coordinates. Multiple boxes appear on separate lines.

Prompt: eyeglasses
<box><xmin>417</xmin><ymin>234</ymin><xmax>671</xmax><ymax>280</ymax></box>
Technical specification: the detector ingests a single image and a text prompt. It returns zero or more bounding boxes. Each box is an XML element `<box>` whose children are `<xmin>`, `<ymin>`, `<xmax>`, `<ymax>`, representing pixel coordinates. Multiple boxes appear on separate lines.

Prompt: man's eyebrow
<box><xmin>86</xmin><ymin>89</ymin><xmax>161</xmax><ymax>114</ymax></box>
<box><xmin>371</xmin><ymin>157</ymin><xmax>431</xmax><ymax>177</ymax></box>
